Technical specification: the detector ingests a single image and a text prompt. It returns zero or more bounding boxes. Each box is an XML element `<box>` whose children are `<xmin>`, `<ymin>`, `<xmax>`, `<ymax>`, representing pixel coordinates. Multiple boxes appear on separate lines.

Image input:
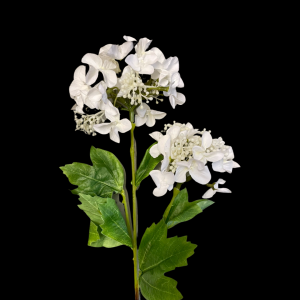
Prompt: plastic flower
<box><xmin>192</xmin><ymin>131</ymin><xmax>224</xmax><ymax>164</ymax></box>
<box><xmin>81</xmin><ymin>53</ymin><xmax>118</xmax><ymax>88</ymax></box>
<box><xmin>163</xmin><ymin>72</ymin><xmax>185</xmax><ymax>108</ymax></box>
<box><xmin>125</xmin><ymin>38</ymin><xmax>159</xmax><ymax>74</ymax></box>
<box><xmin>150</xmin><ymin>125</ymin><xmax>181</xmax><ymax>171</ymax></box>
<box><xmin>149</xmin><ymin>170</ymin><xmax>175</xmax><ymax>197</ymax></box>
<box><xmin>93</xmin><ymin>102</ymin><xmax>131</xmax><ymax>143</ymax></box>
<box><xmin>212</xmin><ymin>147</ymin><xmax>240</xmax><ymax>173</ymax></box>
<box><xmin>135</xmin><ymin>103</ymin><xmax>166</xmax><ymax>127</ymax></box>
<box><xmin>174</xmin><ymin>158</ymin><xmax>211</xmax><ymax>184</ymax></box>
<box><xmin>202</xmin><ymin>179</ymin><xmax>231</xmax><ymax>198</ymax></box>
<box><xmin>151</xmin><ymin>56</ymin><xmax>179</xmax><ymax>86</ymax></box>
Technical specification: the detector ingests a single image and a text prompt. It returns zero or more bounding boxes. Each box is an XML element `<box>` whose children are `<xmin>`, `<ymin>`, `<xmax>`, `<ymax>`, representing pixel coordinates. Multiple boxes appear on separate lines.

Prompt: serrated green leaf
<box><xmin>88</xmin><ymin>221</ymin><xmax>122</xmax><ymax>248</ymax></box>
<box><xmin>165</xmin><ymin>188</ymin><xmax>214</xmax><ymax>229</ymax></box>
<box><xmin>78</xmin><ymin>194</ymin><xmax>106</xmax><ymax>226</ymax></box>
<box><xmin>135</xmin><ymin>143</ymin><xmax>163</xmax><ymax>188</ymax></box>
<box><xmin>139</xmin><ymin>220</ymin><xmax>196</xmax><ymax>300</ymax></box>
<box><xmin>60</xmin><ymin>146</ymin><xmax>124</xmax><ymax>198</ymax></box>
<box><xmin>97</xmin><ymin>197</ymin><xmax>133</xmax><ymax>248</ymax></box>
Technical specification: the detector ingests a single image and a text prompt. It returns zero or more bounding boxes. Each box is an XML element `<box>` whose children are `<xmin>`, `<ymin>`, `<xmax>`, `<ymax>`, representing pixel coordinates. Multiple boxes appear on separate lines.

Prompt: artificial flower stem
<box><xmin>121</xmin><ymin>189</ymin><xmax>133</xmax><ymax>241</ymax></box>
<box><xmin>146</xmin><ymin>86</ymin><xmax>169</xmax><ymax>92</ymax></box>
<box><xmin>129</xmin><ymin>111</ymin><xmax>139</xmax><ymax>299</ymax></box>
<box><xmin>163</xmin><ymin>182</ymin><xmax>182</xmax><ymax>221</ymax></box>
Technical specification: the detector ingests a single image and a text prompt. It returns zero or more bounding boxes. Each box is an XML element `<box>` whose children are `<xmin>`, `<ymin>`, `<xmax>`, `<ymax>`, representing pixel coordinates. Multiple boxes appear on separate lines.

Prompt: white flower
<box><xmin>202</xmin><ymin>179</ymin><xmax>231</xmax><ymax>199</ymax></box>
<box><xmin>150</xmin><ymin>125</ymin><xmax>181</xmax><ymax>171</ymax></box>
<box><xmin>135</xmin><ymin>103</ymin><xmax>166</xmax><ymax>127</ymax></box>
<box><xmin>212</xmin><ymin>147</ymin><xmax>240</xmax><ymax>173</ymax></box>
<box><xmin>163</xmin><ymin>72</ymin><xmax>185</xmax><ymax>108</ymax></box>
<box><xmin>93</xmin><ymin>102</ymin><xmax>131</xmax><ymax>143</ymax></box>
<box><xmin>99</xmin><ymin>38</ymin><xmax>135</xmax><ymax>60</ymax></box>
<box><xmin>174</xmin><ymin>158</ymin><xmax>211</xmax><ymax>184</ymax></box>
<box><xmin>192</xmin><ymin>131</ymin><xmax>224</xmax><ymax>164</ymax></box>
<box><xmin>151</xmin><ymin>56</ymin><xmax>179</xmax><ymax>86</ymax></box>
<box><xmin>149</xmin><ymin>170</ymin><xmax>175</xmax><ymax>197</ymax></box>
<box><xmin>84</xmin><ymin>81</ymin><xmax>108</xmax><ymax>110</ymax></box>
<box><xmin>81</xmin><ymin>53</ymin><xmax>118</xmax><ymax>88</ymax></box>
<box><xmin>125</xmin><ymin>38</ymin><xmax>159</xmax><ymax>74</ymax></box>
<box><xmin>69</xmin><ymin>65</ymin><xmax>94</xmax><ymax>114</ymax></box>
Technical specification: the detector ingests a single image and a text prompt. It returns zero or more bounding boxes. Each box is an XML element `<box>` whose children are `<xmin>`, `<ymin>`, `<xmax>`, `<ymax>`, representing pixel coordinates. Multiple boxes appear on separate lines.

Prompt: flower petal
<box><xmin>85</xmin><ymin>87</ymin><xmax>102</xmax><ymax>109</ymax></box>
<box><xmin>139</xmin><ymin>64</ymin><xmax>154</xmax><ymax>75</ymax></box>
<box><xmin>149</xmin><ymin>170</ymin><xmax>163</xmax><ymax>188</ymax></box>
<box><xmin>149</xmin><ymin>144</ymin><xmax>160</xmax><ymax>158</ymax></box>
<box><xmin>119</xmin><ymin>41</ymin><xmax>134</xmax><ymax>59</ymax></box>
<box><xmin>143</xmin><ymin>51</ymin><xmax>158</xmax><ymax>65</ymax></box>
<box><xmin>82</xmin><ymin>53</ymin><xmax>102</xmax><ymax>70</ymax></box>
<box><xmin>101</xmin><ymin>70</ymin><xmax>117</xmax><ymax>88</ymax></box>
<box><xmin>151</xmin><ymin>47</ymin><xmax>165</xmax><ymax>63</ymax></box>
<box><xmin>117</xmin><ymin>118</ymin><xmax>132</xmax><ymax>133</ymax></box>
<box><xmin>192</xmin><ymin>146</ymin><xmax>204</xmax><ymax>160</ymax></box>
<box><xmin>217</xmin><ymin>188</ymin><xmax>231</xmax><ymax>193</ymax></box>
<box><xmin>123</xmin><ymin>35</ymin><xmax>137</xmax><ymax>42</ymax></box>
<box><xmin>232</xmin><ymin>160</ymin><xmax>240</xmax><ymax>168</ymax></box>
<box><xmin>93</xmin><ymin>123</ymin><xmax>112</xmax><ymax>134</ymax></box>
<box><xmin>205</xmin><ymin>151</ymin><xmax>224</xmax><ymax>162</ymax></box>
<box><xmin>201</xmin><ymin>131</ymin><xmax>212</xmax><ymax>149</ymax></box>
<box><xmin>74</xmin><ymin>65</ymin><xmax>86</xmax><ymax>82</ymax></box>
<box><xmin>164</xmin><ymin>172</ymin><xmax>175</xmax><ymax>186</ymax></box>
<box><xmin>212</xmin><ymin>159</ymin><xmax>225</xmax><ymax>173</ymax></box>
<box><xmin>153</xmin><ymin>186</ymin><xmax>168</xmax><ymax>197</ymax></box>
<box><xmin>217</xmin><ymin>179</ymin><xmax>226</xmax><ymax>185</ymax></box>
<box><xmin>223</xmin><ymin>160</ymin><xmax>233</xmax><ymax>173</ymax></box>
<box><xmin>146</xmin><ymin>114</ymin><xmax>156</xmax><ymax>127</ymax></box>
<box><xmin>110</xmin><ymin>127</ymin><xmax>120</xmax><ymax>143</ymax></box>
<box><xmin>190</xmin><ymin>166</ymin><xmax>211</xmax><ymax>184</ymax></box>
<box><xmin>174</xmin><ymin>166</ymin><xmax>189</xmax><ymax>183</ymax></box>
<box><xmin>202</xmin><ymin>188</ymin><xmax>216</xmax><ymax>199</ymax></box>
<box><xmin>151</xmin><ymin>110</ymin><xmax>166</xmax><ymax>120</ymax></box>
<box><xmin>166</xmin><ymin>125</ymin><xmax>181</xmax><ymax>140</ymax></box>
<box><xmin>158</xmin><ymin>135</ymin><xmax>171</xmax><ymax>155</ymax></box>
<box><xmin>149</xmin><ymin>131</ymin><xmax>163</xmax><ymax>141</ymax></box>
<box><xmin>125</xmin><ymin>54</ymin><xmax>140</xmax><ymax>71</ymax></box>
<box><xmin>135</xmin><ymin>115</ymin><xmax>147</xmax><ymax>127</ymax></box>
<box><xmin>161</xmin><ymin>155</ymin><xmax>170</xmax><ymax>172</ymax></box>
<box><xmin>136</xmin><ymin>103</ymin><xmax>149</xmax><ymax>117</ymax></box>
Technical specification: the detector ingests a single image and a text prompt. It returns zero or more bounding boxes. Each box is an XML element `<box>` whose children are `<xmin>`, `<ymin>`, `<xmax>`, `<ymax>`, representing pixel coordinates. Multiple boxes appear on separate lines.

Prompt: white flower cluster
<box><xmin>149</xmin><ymin>122</ymin><xmax>240</xmax><ymax>197</ymax></box>
<box><xmin>69</xmin><ymin>36</ymin><xmax>186</xmax><ymax>142</ymax></box>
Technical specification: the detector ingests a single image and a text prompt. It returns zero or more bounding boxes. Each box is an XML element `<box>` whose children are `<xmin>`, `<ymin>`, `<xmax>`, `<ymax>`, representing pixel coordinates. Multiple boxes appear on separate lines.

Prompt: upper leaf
<box><xmin>88</xmin><ymin>220</ymin><xmax>122</xmax><ymax>248</ymax></box>
<box><xmin>60</xmin><ymin>146</ymin><xmax>124</xmax><ymax>198</ymax></box>
<box><xmin>135</xmin><ymin>143</ymin><xmax>163</xmax><ymax>188</ymax></box>
<box><xmin>139</xmin><ymin>220</ymin><xmax>196</xmax><ymax>300</ymax></box>
<box><xmin>165</xmin><ymin>188</ymin><xmax>214</xmax><ymax>229</ymax></box>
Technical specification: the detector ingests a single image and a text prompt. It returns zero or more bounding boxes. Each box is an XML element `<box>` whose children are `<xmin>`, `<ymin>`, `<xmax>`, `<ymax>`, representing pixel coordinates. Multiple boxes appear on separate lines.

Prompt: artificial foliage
<box><xmin>60</xmin><ymin>35</ymin><xmax>240</xmax><ymax>299</ymax></box>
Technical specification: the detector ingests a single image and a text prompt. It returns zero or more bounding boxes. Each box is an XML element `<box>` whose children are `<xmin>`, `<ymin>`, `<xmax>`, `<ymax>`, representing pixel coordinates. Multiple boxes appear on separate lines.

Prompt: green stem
<box><xmin>121</xmin><ymin>189</ymin><xmax>133</xmax><ymax>240</ymax></box>
<box><xmin>163</xmin><ymin>182</ymin><xmax>182</xmax><ymax>221</ymax></box>
<box><xmin>129</xmin><ymin>111</ymin><xmax>139</xmax><ymax>300</ymax></box>
<box><xmin>146</xmin><ymin>86</ymin><xmax>169</xmax><ymax>92</ymax></box>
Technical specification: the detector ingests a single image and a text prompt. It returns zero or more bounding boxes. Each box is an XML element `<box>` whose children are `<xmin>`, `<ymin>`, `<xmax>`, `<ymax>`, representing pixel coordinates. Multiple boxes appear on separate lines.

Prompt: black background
<box><xmin>40</xmin><ymin>16</ymin><xmax>258</xmax><ymax>300</ymax></box>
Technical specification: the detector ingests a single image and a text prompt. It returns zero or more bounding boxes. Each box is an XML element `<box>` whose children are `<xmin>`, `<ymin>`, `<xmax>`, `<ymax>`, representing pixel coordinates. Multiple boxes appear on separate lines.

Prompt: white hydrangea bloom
<box><xmin>202</xmin><ymin>179</ymin><xmax>231</xmax><ymax>199</ymax></box>
<box><xmin>149</xmin><ymin>170</ymin><xmax>175</xmax><ymax>197</ymax></box>
<box><xmin>163</xmin><ymin>72</ymin><xmax>185</xmax><ymax>108</ymax></box>
<box><xmin>135</xmin><ymin>103</ymin><xmax>166</xmax><ymax>127</ymax></box>
<box><xmin>125</xmin><ymin>38</ymin><xmax>159</xmax><ymax>74</ymax></box>
<box><xmin>81</xmin><ymin>53</ymin><xmax>118</xmax><ymax>88</ymax></box>
<box><xmin>93</xmin><ymin>102</ymin><xmax>131</xmax><ymax>143</ymax></box>
<box><xmin>212</xmin><ymin>146</ymin><xmax>240</xmax><ymax>173</ymax></box>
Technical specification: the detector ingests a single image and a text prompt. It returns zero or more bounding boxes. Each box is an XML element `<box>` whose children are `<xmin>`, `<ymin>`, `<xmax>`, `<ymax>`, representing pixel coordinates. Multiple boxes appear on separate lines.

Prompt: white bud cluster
<box><xmin>119</xmin><ymin>73</ymin><xmax>163</xmax><ymax>106</ymax></box>
<box><xmin>74</xmin><ymin>111</ymin><xmax>106</xmax><ymax>136</ymax></box>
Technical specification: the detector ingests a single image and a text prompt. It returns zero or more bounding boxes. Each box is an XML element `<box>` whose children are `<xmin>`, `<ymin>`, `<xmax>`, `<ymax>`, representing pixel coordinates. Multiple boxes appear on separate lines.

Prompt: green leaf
<box><xmin>60</xmin><ymin>146</ymin><xmax>124</xmax><ymax>198</ymax></box>
<box><xmin>78</xmin><ymin>194</ymin><xmax>106</xmax><ymax>226</ymax></box>
<box><xmin>97</xmin><ymin>197</ymin><xmax>133</xmax><ymax>248</ymax></box>
<box><xmin>78</xmin><ymin>194</ymin><xmax>130</xmax><ymax>248</ymax></box>
<box><xmin>88</xmin><ymin>221</ymin><xmax>122</xmax><ymax>248</ymax></box>
<box><xmin>135</xmin><ymin>143</ymin><xmax>163</xmax><ymax>188</ymax></box>
<box><xmin>139</xmin><ymin>220</ymin><xmax>196</xmax><ymax>300</ymax></box>
<box><xmin>165</xmin><ymin>188</ymin><xmax>214</xmax><ymax>229</ymax></box>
